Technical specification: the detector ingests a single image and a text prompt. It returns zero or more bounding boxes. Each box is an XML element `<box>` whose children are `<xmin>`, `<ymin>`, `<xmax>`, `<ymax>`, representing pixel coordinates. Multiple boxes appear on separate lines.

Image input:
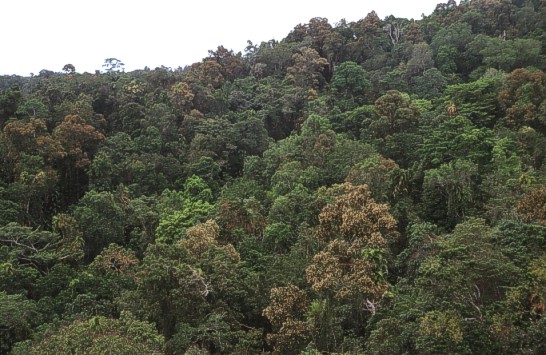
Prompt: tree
<box><xmin>307</xmin><ymin>183</ymin><xmax>398</xmax><ymax>301</ymax></box>
<box><xmin>407</xmin><ymin>43</ymin><xmax>434</xmax><ymax>76</ymax></box>
<box><xmin>286</xmin><ymin>47</ymin><xmax>328</xmax><ymax>90</ymax></box>
<box><xmin>498</xmin><ymin>68</ymin><xmax>546</xmax><ymax>131</ymax></box>
<box><xmin>262</xmin><ymin>285</ymin><xmax>310</xmax><ymax>354</ymax></box>
<box><xmin>15</xmin><ymin>96</ymin><xmax>49</xmax><ymax>119</ymax></box>
<box><xmin>0</xmin><ymin>220</ymin><xmax>83</xmax><ymax>274</ymax></box>
<box><xmin>517</xmin><ymin>188</ymin><xmax>546</xmax><ymax>226</ymax></box>
<box><xmin>470</xmin><ymin>36</ymin><xmax>543</xmax><ymax>72</ymax></box>
<box><xmin>179</xmin><ymin>220</ymin><xmax>239</xmax><ymax>263</ymax></box>
<box><xmin>62</xmin><ymin>64</ymin><xmax>75</xmax><ymax>74</ymax></box>
<box><xmin>54</xmin><ymin>114</ymin><xmax>105</xmax><ymax>169</ymax></box>
<box><xmin>0</xmin><ymin>117</ymin><xmax>64</xmax><ymax>224</ymax></box>
<box><xmin>330</xmin><ymin>61</ymin><xmax>370</xmax><ymax>104</ymax></box>
<box><xmin>154</xmin><ymin>176</ymin><xmax>214</xmax><ymax>244</ymax></box>
<box><xmin>0</xmin><ymin>292</ymin><xmax>40</xmax><ymax>354</ymax></box>
<box><xmin>400</xmin><ymin>218</ymin><xmax>526</xmax><ymax>353</ymax></box>
<box><xmin>420</xmin><ymin>115</ymin><xmax>494</xmax><ymax>167</ymax></box>
<box><xmin>91</xmin><ymin>243</ymin><xmax>139</xmax><ymax>277</ymax></box>
<box><xmin>370</xmin><ymin>90</ymin><xmax>419</xmax><ymax>139</ymax></box>
<box><xmin>379</xmin><ymin>67</ymin><xmax>409</xmax><ymax>93</ymax></box>
<box><xmin>421</xmin><ymin>159</ymin><xmax>480</xmax><ymax>228</ymax></box>
<box><xmin>155</xmin><ymin>199</ymin><xmax>214</xmax><ymax>244</ymax></box>
<box><xmin>443</xmin><ymin>77</ymin><xmax>503</xmax><ymax>127</ymax></box>
<box><xmin>2</xmin><ymin>118</ymin><xmax>62</xmax><ymax>162</ymax></box>
<box><xmin>73</xmin><ymin>190</ymin><xmax>125</xmax><ymax>260</ymax></box>
<box><xmin>430</xmin><ymin>22</ymin><xmax>475</xmax><ymax>75</ymax></box>
<box><xmin>207</xmin><ymin>45</ymin><xmax>246</xmax><ymax>82</ymax></box>
<box><xmin>416</xmin><ymin>310</ymin><xmax>465</xmax><ymax>354</ymax></box>
<box><xmin>267</xmin><ymin>184</ymin><xmax>317</xmax><ymax>231</ymax></box>
<box><xmin>120</xmin><ymin>224</ymin><xmax>250</xmax><ymax>353</ymax></box>
<box><xmin>0</xmin><ymin>86</ymin><xmax>22</xmax><ymax>127</ymax></box>
<box><xmin>482</xmin><ymin>137</ymin><xmax>524</xmax><ymax>223</ymax></box>
<box><xmin>492</xmin><ymin>220</ymin><xmax>546</xmax><ymax>267</ymax></box>
<box><xmin>54</xmin><ymin>93</ymin><xmax>97</xmax><ymax>125</ymax></box>
<box><xmin>13</xmin><ymin>312</ymin><xmax>164</xmax><ymax>355</ymax></box>
<box><xmin>396</xmin><ymin>222</ymin><xmax>439</xmax><ymax>279</ymax></box>
<box><xmin>412</xmin><ymin>68</ymin><xmax>447</xmax><ymax>99</ymax></box>
<box><xmin>53</xmin><ymin>114</ymin><xmax>105</xmax><ymax>205</ymax></box>
<box><xmin>170</xmin><ymin>82</ymin><xmax>194</xmax><ymax>114</ymax></box>
<box><xmin>345</xmin><ymin>155</ymin><xmax>400</xmax><ymax>203</ymax></box>
<box><xmin>102</xmin><ymin>58</ymin><xmax>125</xmax><ymax>73</ymax></box>
<box><xmin>249</xmin><ymin>40</ymin><xmax>294</xmax><ymax>78</ymax></box>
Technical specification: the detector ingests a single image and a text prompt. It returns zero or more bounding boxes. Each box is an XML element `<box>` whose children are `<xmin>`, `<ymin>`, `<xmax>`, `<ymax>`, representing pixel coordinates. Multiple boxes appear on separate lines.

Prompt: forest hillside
<box><xmin>1</xmin><ymin>0</ymin><xmax>545</xmax><ymax>353</ymax></box>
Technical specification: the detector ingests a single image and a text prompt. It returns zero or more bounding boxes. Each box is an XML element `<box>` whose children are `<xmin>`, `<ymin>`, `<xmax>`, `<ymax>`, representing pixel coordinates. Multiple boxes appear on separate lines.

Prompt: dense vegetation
<box><xmin>1</xmin><ymin>1</ymin><xmax>545</xmax><ymax>353</ymax></box>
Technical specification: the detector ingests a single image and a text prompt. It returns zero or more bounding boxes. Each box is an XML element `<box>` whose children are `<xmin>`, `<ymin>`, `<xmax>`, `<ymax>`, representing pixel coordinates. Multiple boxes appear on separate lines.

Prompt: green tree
<box><xmin>430</xmin><ymin>22</ymin><xmax>475</xmax><ymax>75</ymax></box>
<box><xmin>155</xmin><ymin>177</ymin><xmax>214</xmax><ymax>244</ymax></box>
<box><xmin>0</xmin><ymin>219</ymin><xmax>83</xmax><ymax>275</ymax></box>
<box><xmin>401</xmin><ymin>218</ymin><xmax>526</xmax><ymax>354</ymax></box>
<box><xmin>421</xmin><ymin>160</ymin><xmax>480</xmax><ymax>227</ymax></box>
<box><xmin>13</xmin><ymin>312</ymin><xmax>164</xmax><ymax>355</ymax></box>
<box><xmin>470</xmin><ymin>35</ymin><xmax>543</xmax><ymax>72</ymax></box>
<box><xmin>0</xmin><ymin>292</ymin><xmax>40</xmax><ymax>354</ymax></box>
<box><xmin>102</xmin><ymin>58</ymin><xmax>125</xmax><ymax>74</ymax></box>
<box><xmin>420</xmin><ymin>115</ymin><xmax>494</xmax><ymax>167</ymax></box>
<box><xmin>443</xmin><ymin>76</ymin><xmax>503</xmax><ymax>127</ymax></box>
<box><xmin>370</xmin><ymin>90</ymin><xmax>419</xmax><ymax>139</ymax></box>
<box><xmin>73</xmin><ymin>190</ymin><xmax>125</xmax><ymax>260</ymax></box>
<box><xmin>62</xmin><ymin>64</ymin><xmax>76</xmax><ymax>74</ymax></box>
<box><xmin>0</xmin><ymin>86</ymin><xmax>22</xmax><ymax>126</ymax></box>
<box><xmin>407</xmin><ymin>42</ymin><xmax>434</xmax><ymax>76</ymax></box>
<box><xmin>330</xmin><ymin>61</ymin><xmax>370</xmax><ymax>105</ymax></box>
<box><xmin>412</xmin><ymin>68</ymin><xmax>448</xmax><ymax>99</ymax></box>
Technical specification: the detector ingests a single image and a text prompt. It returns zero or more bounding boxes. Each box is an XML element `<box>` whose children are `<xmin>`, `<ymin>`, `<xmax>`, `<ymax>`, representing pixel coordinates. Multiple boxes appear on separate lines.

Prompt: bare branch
<box><xmin>365</xmin><ymin>298</ymin><xmax>377</xmax><ymax>316</ymax></box>
<box><xmin>0</xmin><ymin>237</ymin><xmax>39</xmax><ymax>252</ymax></box>
<box><xmin>190</xmin><ymin>267</ymin><xmax>212</xmax><ymax>296</ymax></box>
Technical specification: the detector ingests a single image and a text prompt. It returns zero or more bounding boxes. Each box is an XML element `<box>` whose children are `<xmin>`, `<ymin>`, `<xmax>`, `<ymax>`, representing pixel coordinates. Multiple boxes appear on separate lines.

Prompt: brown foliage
<box><xmin>286</xmin><ymin>48</ymin><xmax>328</xmax><ymax>89</ymax></box>
<box><xmin>360</xmin><ymin>11</ymin><xmax>382</xmax><ymax>34</ymax></box>
<box><xmin>2</xmin><ymin>118</ymin><xmax>64</xmax><ymax>162</ymax></box>
<box><xmin>178</xmin><ymin>220</ymin><xmax>240</xmax><ymax>263</ymax></box>
<box><xmin>92</xmin><ymin>244</ymin><xmax>139</xmax><ymax>277</ymax></box>
<box><xmin>306</xmin><ymin>239</ymin><xmax>387</xmax><ymax>300</ymax></box>
<box><xmin>189</xmin><ymin>59</ymin><xmax>225</xmax><ymax>89</ymax></box>
<box><xmin>54</xmin><ymin>115</ymin><xmax>105</xmax><ymax>169</ymax></box>
<box><xmin>169</xmin><ymin>82</ymin><xmax>194</xmax><ymax>114</ymax></box>
<box><xmin>317</xmin><ymin>183</ymin><xmax>398</xmax><ymax>246</ymax></box>
<box><xmin>263</xmin><ymin>285</ymin><xmax>309</xmax><ymax>327</ymax></box>
<box><xmin>499</xmin><ymin>68</ymin><xmax>546</xmax><ymax>130</ymax></box>
<box><xmin>266</xmin><ymin>319</ymin><xmax>310</xmax><ymax>354</ymax></box>
<box><xmin>308</xmin><ymin>183</ymin><xmax>397</xmax><ymax>300</ymax></box>
<box><xmin>217</xmin><ymin>199</ymin><xmax>266</xmax><ymax>238</ymax></box>
<box><xmin>263</xmin><ymin>285</ymin><xmax>310</xmax><ymax>354</ymax></box>
<box><xmin>517</xmin><ymin>187</ymin><xmax>546</xmax><ymax>226</ymax></box>
<box><xmin>208</xmin><ymin>46</ymin><xmax>245</xmax><ymax>82</ymax></box>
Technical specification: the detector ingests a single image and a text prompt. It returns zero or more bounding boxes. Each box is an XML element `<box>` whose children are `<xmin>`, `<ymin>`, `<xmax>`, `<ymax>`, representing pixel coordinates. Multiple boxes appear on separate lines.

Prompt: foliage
<box><xmin>14</xmin><ymin>312</ymin><xmax>164</xmax><ymax>355</ymax></box>
<box><xmin>0</xmin><ymin>292</ymin><xmax>40</xmax><ymax>354</ymax></box>
<box><xmin>1</xmin><ymin>1</ymin><xmax>545</xmax><ymax>353</ymax></box>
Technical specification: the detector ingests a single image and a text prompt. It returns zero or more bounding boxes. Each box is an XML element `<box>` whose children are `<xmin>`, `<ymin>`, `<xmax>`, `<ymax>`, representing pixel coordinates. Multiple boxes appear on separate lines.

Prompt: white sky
<box><xmin>0</xmin><ymin>0</ymin><xmax>442</xmax><ymax>76</ymax></box>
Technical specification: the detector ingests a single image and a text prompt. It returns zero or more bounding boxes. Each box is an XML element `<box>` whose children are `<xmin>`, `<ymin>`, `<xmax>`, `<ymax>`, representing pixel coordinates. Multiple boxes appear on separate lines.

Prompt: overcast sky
<box><xmin>0</xmin><ymin>0</ymin><xmax>443</xmax><ymax>76</ymax></box>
